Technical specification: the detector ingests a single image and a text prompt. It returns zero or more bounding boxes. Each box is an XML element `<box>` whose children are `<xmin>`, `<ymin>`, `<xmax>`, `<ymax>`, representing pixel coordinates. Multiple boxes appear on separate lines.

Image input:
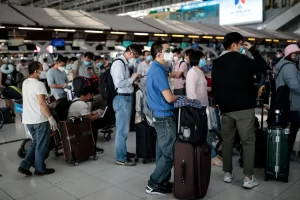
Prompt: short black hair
<box><xmin>172</xmin><ymin>48</ymin><xmax>182</xmax><ymax>54</ymax></box>
<box><xmin>84</xmin><ymin>52</ymin><xmax>94</xmax><ymax>59</ymax></box>
<box><xmin>151</xmin><ymin>40</ymin><xmax>168</xmax><ymax>59</ymax></box>
<box><xmin>20</xmin><ymin>59</ymin><xmax>26</xmax><ymax>63</ymax></box>
<box><xmin>56</xmin><ymin>56</ymin><xmax>68</xmax><ymax>63</ymax></box>
<box><xmin>94</xmin><ymin>56</ymin><xmax>102</xmax><ymax>61</ymax></box>
<box><xmin>142</xmin><ymin>50</ymin><xmax>150</xmax><ymax>56</ymax></box>
<box><xmin>277</xmin><ymin>49</ymin><xmax>283</xmax><ymax>54</ymax></box>
<box><xmin>126</xmin><ymin>44</ymin><xmax>142</xmax><ymax>56</ymax></box>
<box><xmin>185</xmin><ymin>49</ymin><xmax>195</xmax><ymax>57</ymax></box>
<box><xmin>189</xmin><ymin>51</ymin><xmax>204</xmax><ymax>67</ymax></box>
<box><xmin>43</xmin><ymin>57</ymin><xmax>47</xmax><ymax>62</ymax></box>
<box><xmin>223</xmin><ymin>32</ymin><xmax>244</xmax><ymax>50</ymax></box>
<box><xmin>80</xmin><ymin>86</ymin><xmax>94</xmax><ymax>96</ymax></box>
<box><xmin>69</xmin><ymin>57</ymin><xmax>78</xmax><ymax>62</ymax></box>
<box><xmin>28</xmin><ymin>61</ymin><xmax>41</xmax><ymax>75</ymax></box>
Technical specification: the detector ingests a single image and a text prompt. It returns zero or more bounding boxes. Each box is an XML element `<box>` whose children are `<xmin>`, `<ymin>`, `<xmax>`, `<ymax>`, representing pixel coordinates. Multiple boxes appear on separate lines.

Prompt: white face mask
<box><xmin>173</xmin><ymin>56</ymin><xmax>179</xmax><ymax>63</ymax></box>
<box><xmin>128</xmin><ymin>58</ymin><xmax>136</xmax><ymax>64</ymax></box>
<box><xmin>58</xmin><ymin>66</ymin><xmax>65</xmax><ymax>72</ymax></box>
<box><xmin>276</xmin><ymin>54</ymin><xmax>282</xmax><ymax>58</ymax></box>
<box><xmin>163</xmin><ymin>52</ymin><xmax>173</xmax><ymax>62</ymax></box>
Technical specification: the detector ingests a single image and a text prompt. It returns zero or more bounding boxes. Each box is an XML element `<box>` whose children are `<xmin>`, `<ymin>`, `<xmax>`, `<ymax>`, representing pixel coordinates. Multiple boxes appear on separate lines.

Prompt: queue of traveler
<box><xmin>16</xmin><ymin>32</ymin><xmax>300</xmax><ymax>197</ymax></box>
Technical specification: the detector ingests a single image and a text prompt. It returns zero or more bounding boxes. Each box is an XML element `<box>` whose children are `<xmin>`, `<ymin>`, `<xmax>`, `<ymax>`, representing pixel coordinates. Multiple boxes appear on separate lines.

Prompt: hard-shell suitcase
<box><xmin>134</xmin><ymin>121</ymin><xmax>156</xmax><ymax>164</ymax></box>
<box><xmin>265</xmin><ymin>127</ymin><xmax>290</xmax><ymax>182</ymax></box>
<box><xmin>173</xmin><ymin>142</ymin><xmax>211</xmax><ymax>199</ymax></box>
<box><xmin>59</xmin><ymin>116</ymin><xmax>97</xmax><ymax>166</ymax></box>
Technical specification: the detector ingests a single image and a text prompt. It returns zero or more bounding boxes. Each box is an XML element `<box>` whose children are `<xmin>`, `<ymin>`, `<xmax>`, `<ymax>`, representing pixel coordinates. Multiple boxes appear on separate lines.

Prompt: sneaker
<box><xmin>116</xmin><ymin>158</ymin><xmax>136</xmax><ymax>166</ymax></box>
<box><xmin>18</xmin><ymin>167</ymin><xmax>32</xmax><ymax>176</ymax></box>
<box><xmin>243</xmin><ymin>176</ymin><xmax>259</xmax><ymax>189</ymax></box>
<box><xmin>146</xmin><ymin>184</ymin><xmax>172</xmax><ymax>195</ymax></box>
<box><xmin>127</xmin><ymin>152</ymin><xmax>136</xmax><ymax>159</ymax></box>
<box><xmin>224</xmin><ymin>172</ymin><xmax>234</xmax><ymax>183</ymax></box>
<box><xmin>212</xmin><ymin>156</ymin><xmax>223</xmax><ymax>167</ymax></box>
<box><xmin>34</xmin><ymin>168</ymin><xmax>55</xmax><ymax>176</ymax></box>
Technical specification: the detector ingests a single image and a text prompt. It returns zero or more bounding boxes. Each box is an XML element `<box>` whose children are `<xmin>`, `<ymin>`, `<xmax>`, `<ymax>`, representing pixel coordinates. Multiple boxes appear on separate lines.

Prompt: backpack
<box><xmin>267</xmin><ymin>63</ymin><xmax>297</xmax><ymax>128</ymax></box>
<box><xmin>0</xmin><ymin>107</ymin><xmax>15</xmax><ymax>124</ymax></box>
<box><xmin>99</xmin><ymin>58</ymin><xmax>126</xmax><ymax>101</ymax></box>
<box><xmin>139</xmin><ymin>89</ymin><xmax>153</xmax><ymax>126</ymax></box>
<box><xmin>178</xmin><ymin>106</ymin><xmax>208</xmax><ymax>145</ymax></box>
<box><xmin>54</xmin><ymin>99</ymin><xmax>79</xmax><ymax>121</ymax></box>
<box><xmin>72</xmin><ymin>76</ymin><xmax>99</xmax><ymax>97</ymax></box>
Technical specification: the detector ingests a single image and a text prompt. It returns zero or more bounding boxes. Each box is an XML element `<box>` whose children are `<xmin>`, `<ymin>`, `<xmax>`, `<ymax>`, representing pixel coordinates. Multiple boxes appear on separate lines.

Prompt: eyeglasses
<box><xmin>163</xmin><ymin>48</ymin><xmax>171</xmax><ymax>53</ymax></box>
<box><xmin>129</xmin><ymin>47</ymin><xmax>138</xmax><ymax>59</ymax></box>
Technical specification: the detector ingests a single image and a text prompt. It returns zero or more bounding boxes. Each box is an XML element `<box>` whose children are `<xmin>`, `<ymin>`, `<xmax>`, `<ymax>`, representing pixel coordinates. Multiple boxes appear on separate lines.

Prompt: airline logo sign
<box><xmin>220</xmin><ymin>0</ymin><xmax>263</xmax><ymax>25</ymax></box>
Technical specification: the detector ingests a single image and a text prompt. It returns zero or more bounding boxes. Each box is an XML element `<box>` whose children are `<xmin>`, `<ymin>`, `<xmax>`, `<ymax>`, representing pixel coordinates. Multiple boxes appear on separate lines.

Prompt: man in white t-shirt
<box><xmin>18</xmin><ymin>61</ymin><xmax>57</xmax><ymax>176</ymax></box>
<box><xmin>16</xmin><ymin>59</ymin><xmax>29</xmax><ymax>78</ymax></box>
<box><xmin>68</xmin><ymin>85</ymin><xmax>105</xmax><ymax>154</ymax></box>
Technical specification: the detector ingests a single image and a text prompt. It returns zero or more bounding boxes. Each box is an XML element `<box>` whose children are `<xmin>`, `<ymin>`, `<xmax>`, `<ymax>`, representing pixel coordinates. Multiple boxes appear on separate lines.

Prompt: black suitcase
<box><xmin>134</xmin><ymin>120</ymin><xmax>156</xmax><ymax>164</ymax></box>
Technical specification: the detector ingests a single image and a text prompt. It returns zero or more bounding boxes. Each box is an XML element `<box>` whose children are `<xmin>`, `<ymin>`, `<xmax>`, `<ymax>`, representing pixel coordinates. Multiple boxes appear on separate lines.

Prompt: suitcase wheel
<box><xmin>93</xmin><ymin>155</ymin><xmax>98</xmax><ymax>160</ymax></box>
<box><xmin>104</xmin><ymin>133</ymin><xmax>111</xmax><ymax>141</ymax></box>
<box><xmin>74</xmin><ymin>162</ymin><xmax>79</xmax><ymax>166</ymax></box>
<box><xmin>134</xmin><ymin>157</ymin><xmax>139</xmax><ymax>162</ymax></box>
<box><xmin>264</xmin><ymin>175</ymin><xmax>268</xmax><ymax>181</ymax></box>
<box><xmin>17</xmin><ymin>147</ymin><xmax>26</xmax><ymax>158</ymax></box>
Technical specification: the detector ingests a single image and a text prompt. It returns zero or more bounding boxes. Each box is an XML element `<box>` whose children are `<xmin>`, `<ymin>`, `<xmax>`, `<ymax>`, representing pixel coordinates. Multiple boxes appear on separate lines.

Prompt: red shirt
<box><xmin>205</xmin><ymin>76</ymin><xmax>212</xmax><ymax>97</ymax></box>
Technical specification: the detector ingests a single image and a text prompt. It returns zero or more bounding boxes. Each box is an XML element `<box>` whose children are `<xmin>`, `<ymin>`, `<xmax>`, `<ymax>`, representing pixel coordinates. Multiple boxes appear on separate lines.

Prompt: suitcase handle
<box><xmin>69</xmin><ymin>116</ymin><xmax>83</xmax><ymax>124</ymax></box>
<box><xmin>181</xmin><ymin>159</ymin><xmax>185</xmax><ymax>184</ymax></box>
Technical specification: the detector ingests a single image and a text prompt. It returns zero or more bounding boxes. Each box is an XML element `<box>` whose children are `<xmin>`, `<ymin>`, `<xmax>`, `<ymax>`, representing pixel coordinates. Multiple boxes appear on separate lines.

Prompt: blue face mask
<box><xmin>239</xmin><ymin>46</ymin><xmax>244</xmax><ymax>54</ymax></box>
<box><xmin>128</xmin><ymin>63</ymin><xmax>134</xmax><ymax>68</ymax></box>
<box><xmin>199</xmin><ymin>59</ymin><xmax>206</xmax><ymax>67</ymax></box>
<box><xmin>83</xmin><ymin>60</ymin><xmax>91</xmax><ymax>66</ymax></box>
<box><xmin>146</xmin><ymin>55</ymin><xmax>153</xmax><ymax>62</ymax></box>
<box><xmin>97</xmin><ymin>62</ymin><xmax>103</xmax><ymax>68</ymax></box>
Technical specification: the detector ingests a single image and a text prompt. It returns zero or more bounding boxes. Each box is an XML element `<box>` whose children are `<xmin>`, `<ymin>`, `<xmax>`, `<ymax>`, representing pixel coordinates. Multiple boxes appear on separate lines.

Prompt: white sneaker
<box><xmin>224</xmin><ymin>172</ymin><xmax>234</xmax><ymax>183</ymax></box>
<box><xmin>243</xmin><ymin>176</ymin><xmax>259</xmax><ymax>189</ymax></box>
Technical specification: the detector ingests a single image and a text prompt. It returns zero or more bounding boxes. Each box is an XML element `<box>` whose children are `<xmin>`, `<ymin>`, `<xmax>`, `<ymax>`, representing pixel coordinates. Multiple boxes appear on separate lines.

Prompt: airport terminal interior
<box><xmin>0</xmin><ymin>0</ymin><xmax>300</xmax><ymax>199</ymax></box>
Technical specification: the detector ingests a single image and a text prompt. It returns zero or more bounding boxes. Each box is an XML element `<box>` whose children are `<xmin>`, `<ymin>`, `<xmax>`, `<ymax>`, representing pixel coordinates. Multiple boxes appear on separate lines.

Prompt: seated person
<box><xmin>67</xmin><ymin>86</ymin><xmax>105</xmax><ymax>154</ymax></box>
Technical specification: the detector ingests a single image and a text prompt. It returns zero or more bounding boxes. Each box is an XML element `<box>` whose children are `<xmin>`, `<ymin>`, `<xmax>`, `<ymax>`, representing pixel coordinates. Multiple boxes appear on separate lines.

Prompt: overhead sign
<box><xmin>51</xmin><ymin>39</ymin><xmax>65</xmax><ymax>47</ymax></box>
<box><xmin>219</xmin><ymin>0</ymin><xmax>263</xmax><ymax>25</ymax></box>
<box><xmin>73</xmin><ymin>39</ymin><xmax>85</xmax><ymax>47</ymax></box>
<box><xmin>8</xmin><ymin>38</ymin><xmax>24</xmax><ymax>46</ymax></box>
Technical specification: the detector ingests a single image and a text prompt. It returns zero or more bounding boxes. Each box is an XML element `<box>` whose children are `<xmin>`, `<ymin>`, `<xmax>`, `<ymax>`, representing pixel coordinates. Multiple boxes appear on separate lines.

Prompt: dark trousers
<box><xmin>173</xmin><ymin>88</ymin><xmax>186</xmax><ymax>96</ymax></box>
<box><xmin>289</xmin><ymin>111</ymin><xmax>300</xmax><ymax>154</ymax></box>
<box><xmin>91</xmin><ymin>118</ymin><xmax>106</xmax><ymax>149</ymax></box>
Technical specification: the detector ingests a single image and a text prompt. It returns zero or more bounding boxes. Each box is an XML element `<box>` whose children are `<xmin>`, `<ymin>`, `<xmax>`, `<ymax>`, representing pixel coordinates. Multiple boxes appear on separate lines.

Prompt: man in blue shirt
<box><xmin>146</xmin><ymin>41</ymin><xmax>178</xmax><ymax>195</ymax></box>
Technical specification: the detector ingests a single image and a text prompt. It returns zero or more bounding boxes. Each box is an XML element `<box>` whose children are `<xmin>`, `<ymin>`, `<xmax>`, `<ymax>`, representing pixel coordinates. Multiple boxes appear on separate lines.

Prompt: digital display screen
<box><xmin>51</xmin><ymin>39</ymin><xmax>65</xmax><ymax>47</ymax></box>
<box><xmin>121</xmin><ymin>40</ymin><xmax>132</xmax><ymax>48</ymax></box>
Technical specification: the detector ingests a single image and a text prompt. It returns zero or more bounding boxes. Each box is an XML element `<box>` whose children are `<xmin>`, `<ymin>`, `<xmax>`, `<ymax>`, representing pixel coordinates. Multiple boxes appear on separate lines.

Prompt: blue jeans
<box><xmin>113</xmin><ymin>95</ymin><xmax>133</xmax><ymax>161</ymax></box>
<box><xmin>20</xmin><ymin>122</ymin><xmax>51</xmax><ymax>173</ymax></box>
<box><xmin>207</xmin><ymin>131</ymin><xmax>217</xmax><ymax>158</ymax></box>
<box><xmin>148</xmin><ymin>116</ymin><xmax>176</xmax><ymax>188</ymax></box>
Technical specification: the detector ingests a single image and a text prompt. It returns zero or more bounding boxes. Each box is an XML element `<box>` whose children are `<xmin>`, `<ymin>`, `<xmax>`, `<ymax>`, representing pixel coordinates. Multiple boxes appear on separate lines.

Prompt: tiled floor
<box><xmin>0</xmin><ymin>116</ymin><xmax>300</xmax><ymax>200</ymax></box>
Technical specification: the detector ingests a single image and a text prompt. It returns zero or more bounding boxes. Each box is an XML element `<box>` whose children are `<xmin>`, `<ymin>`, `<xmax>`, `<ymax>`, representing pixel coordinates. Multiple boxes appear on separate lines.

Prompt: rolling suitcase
<box><xmin>265</xmin><ymin>126</ymin><xmax>290</xmax><ymax>182</ymax></box>
<box><xmin>134</xmin><ymin>121</ymin><xmax>156</xmax><ymax>164</ymax></box>
<box><xmin>174</xmin><ymin>106</ymin><xmax>211</xmax><ymax>200</ymax></box>
<box><xmin>174</xmin><ymin>142</ymin><xmax>211</xmax><ymax>199</ymax></box>
<box><xmin>59</xmin><ymin>116</ymin><xmax>97</xmax><ymax>166</ymax></box>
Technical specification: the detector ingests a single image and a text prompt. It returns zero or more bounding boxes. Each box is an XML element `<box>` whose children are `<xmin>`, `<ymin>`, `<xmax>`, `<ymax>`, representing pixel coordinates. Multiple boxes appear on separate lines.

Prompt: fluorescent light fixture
<box><xmin>172</xmin><ymin>34</ymin><xmax>185</xmax><ymax>38</ymax></box>
<box><xmin>154</xmin><ymin>34</ymin><xmax>168</xmax><ymax>37</ymax></box>
<box><xmin>293</xmin><ymin>40</ymin><xmax>297</xmax><ymax>43</ymax></box>
<box><xmin>18</xmin><ymin>27</ymin><xmax>43</xmax><ymax>30</ymax></box>
<box><xmin>287</xmin><ymin>40</ymin><xmax>293</xmax><ymax>43</ymax></box>
<box><xmin>110</xmin><ymin>31</ymin><xmax>127</xmax><ymax>34</ymax></box>
<box><xmin>188</xmin><ymin>35</ymin><xmax>199</xmax><ymax>38</ymax></box>
<box><xmin>54</xmin><ymin>29</ymin><xmax>76</xmax><ymax>32</ymax></box>
<box><xmin>134</xmin><ymin>33</ymin><xmax>149</xmax><ymax>36</ymax></box>
<box><xmin>215</xmin><ymin>36</ymin><xmax>224</xmax><ymax>40</ymax></box>
<box><xmin>265</xmin><ymin>39</ymin><xmax>272</xmax><ymax>42</ymax></box>
<box><xmin>84</xmin><ymin>30</ymin><xmax>103</xmax><ymax>33</ymax></box>
<box><xmin>0</xmin><ymin>26</ymin><xmax>5</xmax><ymax>28</ymax></box>
<box><xmin>273</xmin><ymin>39</ymin><xmax>279</xmax><ymax>43</ymax></box>
<box><xmin>202</xmin><ymin>36</ymin><xmax>213</xmax><ymax>39</ymax></box>
<box><xmin>248</xmin><ymin>38</ymin><xmax>256</xmax><ymax>41</ymax></box>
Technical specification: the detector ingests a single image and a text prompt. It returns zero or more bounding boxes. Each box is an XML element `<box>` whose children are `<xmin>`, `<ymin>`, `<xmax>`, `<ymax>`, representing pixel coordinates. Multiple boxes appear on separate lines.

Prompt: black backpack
<box><xmin>267</xmin><ymin>63</ymin><xmax>297</xmax><ymax>128</ymax></box>
<box><xmin>99</xmin><ymin>58</ymin><xmax>126</xmax><ymax>101</ymax></box>
<box><xmin>178</xmin><ymin>106</ymin><xmax>208</xmax><ymax>145</ymax></box>
<box><xmin>54</xmin><ymin>99</ymin><xmax>79</xmax><ymax>121</ymax></box>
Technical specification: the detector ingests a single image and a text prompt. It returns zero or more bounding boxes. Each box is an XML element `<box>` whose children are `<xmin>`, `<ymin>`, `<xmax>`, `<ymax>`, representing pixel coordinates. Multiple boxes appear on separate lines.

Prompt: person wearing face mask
<box><xmin>275</xmin><ymin>44</ymin><xmax>300</xmax><ymax>162</ymax></box>
<box><xmin>110</xmin><ymin>44</ymin><xmax>142</xmax><ymax>166</ymax></box>
<box><xmin>170</xmin><ymin>48</ymin><xmax>188</xmax><ymax>95</ymax></box>
<box><xmin>72</xmin><ymin>52</ymin><xmax>97</xmax><ymax>78</ymax></box>
<box><xmin>94</xmin><ymin>56</ymin><xmax>104</xmax><ymax>76</ymax></box>
<box><xmin>275</xmin><ymin>49</ymin><xmax>284</xmax><ymax>65</ymax></box>
<box><xmin>146</xmin><ymin>41</ymin><xmax>178</xmax><ymax>195</ymax></box>
<box><xmin>18</xmin><ymin>61</ymin><xmax>57</xmax><ymax>176</ymax></box>
<box><xmin>184</xmin><ymin>48</ymin><xmax>195</xmax><ymax>71</ymax></box>
<box><xmin>47</xmin><ymin>56</ymin><xmax>69</xmax><ymax>102</ymax></box>
<box><xmin>212</xmin><ymin>32</ymin><xmax>268</xmax><ymax>189</ymax></box>
<box><xmin>137</xmin><ymin>50</ymin><xmax>153</xmax><ymax>90</ymax></box>
<box><xmin>16</xmin><ymin>59</ymin><xmax>28</xmax><ymax>78</ymax></box>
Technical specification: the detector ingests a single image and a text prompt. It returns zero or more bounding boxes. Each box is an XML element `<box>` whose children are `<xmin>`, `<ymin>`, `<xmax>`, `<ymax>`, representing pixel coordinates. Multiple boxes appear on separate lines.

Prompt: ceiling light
<box><xmin>273</xmin><ymin>39</ymin><xmax>279</xmax><ymax>42</ymax></box>
<box><xmin>110</xmin><ymin>31</ymin><xmax>127</xmax><ymax>34</ymax></box>
<box><xmin>293</xmin><ymin>40</ymin><xmax>297</xmax><ymax>43</ymax></box>
<box><xmin>287</xmin><ymin>40</ymin><xmax>293</xmax><ymax>43</ymax></box>
<box><xmin>54</xmin><ymin>29</ymin><xmax>76</xmax><ymax>32</ymax></box>
<box><xmin>248</xmin><ymin>38</ymin><xmax>256</xmax><ymax>41</ymax></box>
<box><xmin>215</xmin><ymin>36</ymin><xmax>224</xmax><ymax>40</ymax></box>
<box><xmin>188</xmin><ymin>35</ymin><xmax>199</xmax><ymax>38</ymax></box>
<box><xmin>134</xmin><ymin>33</ymin><xmax>149</xmax><ymax>36</ymax></box>
<box><xmin>18</xmin><ymin>27</ymin><xmax>43</xmax><ymax>30</ymax></box>
<box><xmin>154</xmin><ymin>34</ymin><xmax>168</xmax><ymax>37</ymax></box>
<box><xmin>84</xmin><ymin>30</ymin><xmax>103</xmax><ymax>33</ymax></box>
<box><xmin>202</xmin><ymin>36</ymin><xmax>213</xmax><ymax>39</ymax></box>
<box><xmin>0</xmin><ymin>26</ymin><xmax>5</xmax><ymax>28</ymax></box>
<box><xmin>172</xmin><ymin>34</ymin><xmax>185</xmax><ymax>38</ymax></box>
<box><xmin>265</xmin><ymin>39</ymin><xmax>272</xmax><ymax>42</ymax></box>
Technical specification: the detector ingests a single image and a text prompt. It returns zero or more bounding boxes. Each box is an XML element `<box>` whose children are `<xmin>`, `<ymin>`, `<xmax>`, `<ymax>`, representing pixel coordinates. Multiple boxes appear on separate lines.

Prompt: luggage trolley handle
<box><xmin>69</xmin><ymin>116</ymin><xmax>83</xmax><ymax>124</ymax></box>
<box><xmin>177</xmin><ymin>108</ymin><xmax>181</xmax><ymax>133</ymax></box>
<box><xmin>181</xmin><ymin>159</ymin><xmax>186</xmax><ymax>184</ymax></box>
